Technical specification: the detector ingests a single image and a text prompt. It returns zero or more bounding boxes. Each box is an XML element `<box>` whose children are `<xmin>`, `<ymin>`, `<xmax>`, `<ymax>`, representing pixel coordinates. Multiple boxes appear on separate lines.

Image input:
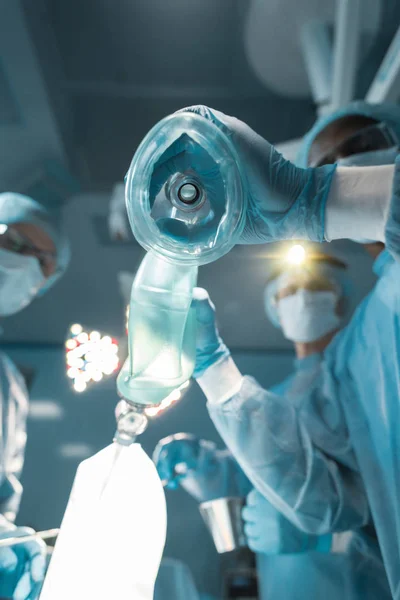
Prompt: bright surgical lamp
<box><xmin>286</xmin><ymin>244</ymin><xmax>306</xmax><ymax>266</ymax></box>
<box><xmin>65</xmin><ymin>325</ymin><xmax>120</xmax><ymax>393</ymax></box>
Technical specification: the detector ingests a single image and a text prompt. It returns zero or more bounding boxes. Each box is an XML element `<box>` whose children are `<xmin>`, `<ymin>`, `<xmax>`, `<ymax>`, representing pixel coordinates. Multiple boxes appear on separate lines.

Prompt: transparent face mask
<box><xmin>125</xmin><ymin>112</ymin><xmax>245</xmax><ymax>266</ymax></box>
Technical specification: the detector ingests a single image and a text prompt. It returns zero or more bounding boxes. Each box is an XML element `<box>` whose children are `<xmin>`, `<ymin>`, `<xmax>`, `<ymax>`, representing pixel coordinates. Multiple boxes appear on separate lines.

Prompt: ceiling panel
<box><xmin>72</xmin><ymin>94</ymin><xmax>315</xmax><ymax>186</ymax></box>
<box><xmin>45</xmin><ymin>0</ymin><xmax>245</xmax><ymax>87</ymax></box>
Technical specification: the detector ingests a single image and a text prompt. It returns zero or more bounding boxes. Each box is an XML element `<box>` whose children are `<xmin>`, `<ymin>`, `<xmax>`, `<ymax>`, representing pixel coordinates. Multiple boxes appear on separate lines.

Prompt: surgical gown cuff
<box><xmin>314</xmin><ymin>533</ymin><xmax>332</xmax><ymax>553</ymax></box>
<box><xmin>385</xmin><ymin>155</ymin><xmax>400</xmax><ymax>260</ymax></box>
<box><xmin>325</xmin><ymin>165</ymin><xmax>393</xmax><ymax>242</ymax></box>
<box><xmin>197</xmin><ymin>357</ymin><xmax>243</xmax><ymax>405</ymax></box>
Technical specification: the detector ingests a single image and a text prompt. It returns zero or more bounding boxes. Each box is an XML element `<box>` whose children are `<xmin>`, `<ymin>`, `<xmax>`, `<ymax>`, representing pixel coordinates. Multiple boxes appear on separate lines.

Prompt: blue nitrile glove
<box><xmin>150</xmin><ymin>105</ymin><xmax>336</xmax><ymax>244</ymax></box>
<box><xmin>191</xmin><ymin>287</ymin><xmax>230</xmax><ymax>379</ymax></box>
<box><xmin>153</xmin><ymin>433</ymin><xmax>251</xmax><ymax>503</ymax></box>
<box><xmin>242</xmin><ymin>489</ymin><xmax>332</xmax><ymax>555</ymax></box>
<box><xmin>0</xmin><ymin>520</ymin><xmax>46</xmax><ymax>600</ymax></box>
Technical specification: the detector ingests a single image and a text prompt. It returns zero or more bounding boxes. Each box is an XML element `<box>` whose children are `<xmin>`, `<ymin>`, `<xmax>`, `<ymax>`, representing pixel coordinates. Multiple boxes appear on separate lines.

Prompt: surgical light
<box><xmin>77</xmin><ymin>332</ymin><xmax>89</xmax><ymax>344</ymax></box>
<box><xmin>74</xmin><ymin>380</ymin><xmax>87</xmax><ymax>393</ymax></box>
<box><xmin>286</xmin><ymin>244</ymin><xmax>306</xmax><ymax>265</ymax></box>
<box><xmin>65</xmin><ymin>339</ymin><xmax>78</xmax><ymax>351</ymax></box>
<box><xmin>66</xmin><ymin>324</ymin><xmax>120</xmax><ymax>393</ymax></box>
<box><xmin>70</xmin><ymin>324</ymin><xmax>83</xmax><ymax>335</ymax></box>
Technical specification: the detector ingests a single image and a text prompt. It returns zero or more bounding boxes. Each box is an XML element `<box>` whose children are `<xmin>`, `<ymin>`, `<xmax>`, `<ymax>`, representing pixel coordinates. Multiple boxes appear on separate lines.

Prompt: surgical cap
<box><xmin>0</xmin><ymin>192</ymin><xmax>70</xmax><ymax>293</ymax></box>
<box><xmin>297</xmin><ymin>101</ymin><xmax>400</xmax><ymax>168</ymax></box>
<box><xmin>264</xmin><ymin>255</ymin><xmax>350</xmax><ymax>328</ymax></box>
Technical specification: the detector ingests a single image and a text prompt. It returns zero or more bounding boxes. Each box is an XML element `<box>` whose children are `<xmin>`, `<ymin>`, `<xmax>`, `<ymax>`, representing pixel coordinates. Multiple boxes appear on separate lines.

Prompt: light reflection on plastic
<box><xmin>125</xmin><ymin>305</ymin><xmax>129</xmax><ymax>335</ymax></box>
<box><xmin>65</xmin><ymin>325</ymin><xmax>120</xmax><ymax>393</ymax></box>
<box><xmin>145</xmin><ymin>380</ymin><xmax>191</xmax><ymax>418</ymax></box>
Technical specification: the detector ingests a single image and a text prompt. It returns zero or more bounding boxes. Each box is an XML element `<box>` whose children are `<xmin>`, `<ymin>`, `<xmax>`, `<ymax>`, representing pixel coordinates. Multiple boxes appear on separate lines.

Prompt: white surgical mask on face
<box><xmin>277</xmin><ymin>289</ymin><xmax>341</xmax><ymax>343</ymax></box>
<box><xmin>0</xmin><ymin>249</ymin><xmax>44</xmax><ymax>316</ymax></box>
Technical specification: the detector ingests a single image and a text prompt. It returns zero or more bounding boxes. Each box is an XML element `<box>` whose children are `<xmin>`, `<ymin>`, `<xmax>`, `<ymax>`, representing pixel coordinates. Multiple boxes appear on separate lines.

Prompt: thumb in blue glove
<box><xmin>191</xmin><ymin>287</ymin><xmax>230</xmax><ymax>379</ymax></box>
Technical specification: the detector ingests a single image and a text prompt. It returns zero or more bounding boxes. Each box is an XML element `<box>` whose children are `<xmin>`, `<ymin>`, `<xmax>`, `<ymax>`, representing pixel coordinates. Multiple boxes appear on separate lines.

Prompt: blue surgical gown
<box><xmin>259</xmin><ymin>360</ymin><xmax>390</xmax><ymax>600</ymax></box>
<box><xmin>203</xmin><ymin>251</ymin><xmax>396</xmax><ymax>597</ymax></box>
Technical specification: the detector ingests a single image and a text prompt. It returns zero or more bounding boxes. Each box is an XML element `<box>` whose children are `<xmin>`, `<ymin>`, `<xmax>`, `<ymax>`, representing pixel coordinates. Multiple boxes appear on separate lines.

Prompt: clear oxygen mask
<box><xmin>125</xmin><ymin>111</ymin><xmax>245</xmax><ymax>266</ymax></box>
<box><xmin>116</xmin><ymin>110</ymin><xmax>245</xmax><ymax>416</ymax></box>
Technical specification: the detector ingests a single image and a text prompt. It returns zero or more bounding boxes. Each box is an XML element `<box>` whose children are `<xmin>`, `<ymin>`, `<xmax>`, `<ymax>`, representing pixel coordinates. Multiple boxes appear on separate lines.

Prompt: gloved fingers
<box><xmin>12</xmin><ymin>539</ymin><xmax>46</xmax><ymax>600</ymax></box>
<box><xmin>13</xmin><ymin>567</ymin><xmax>33</xmax><ymax>600</ymax></box>
<box><xmin>30</xmin><ymin>553</ymin><xmax>46</xmax><ymax>584</ymax></box>
<box><xmin>244</xmin><ymin>523</ymin><xmax>281</xmax><ymax>555</ymax></box>
<box><xmin>247</xmin><ymin>536</ymin><xmax>276</xmax><ymax>555</ymax></box>
<box><xmin>22</xmin><ymin>540</ymin><xmax>46</xmax><ymax>582</ymax></box>
<box><xmin>246</xmin><ymin>536</ymin><xmax>262</xmax><ymax>554</ymax></box>
<box><xmin>196</xmin><ymin>443</ymin><xmax>219</xmax><ymax>477</ymax></box>
<box><xmin>245</xmin><ymin>488</ymin><xmax>263</xmax><ymax>508</ymax></box>
<box><xmin>153</xmin><ymin>447</ymin><xmax>178</xmax><ymax>483</ymax></box>
<box><xmin>192</xmin><ymin>288</ymin><xmax>216</xmax><ymax>325</ymax></box>
<box><xmin>27</xmin><ymin>581</ymin><xmax>43</xmax><ymax>600</ymax></box>
<box><xmin>153</xmin><ymin>437</ymin><xmax>199</xmax><ymax>485</ymax></box>
<box><xmin>241</xmin><ymin>505</ymin><xmax>257</xmax><ymax>525</ymax></box>
<box><xmin>163</xmin><ymin>478</ymin><xmax>180</xmax><ymax>490</ymax></box>
<box><xmin>243</xmin><ymin>521</ymin><xmax>259</xmax><ymax>539</ymax></box>
<box><xmin>0</xmin><ymin>546</ymin><xmax>18</xmax><ymax>571</ymax></box>
<box><xmin>243</xmin><ymin>523</ymin><xmax>265</xmax><ymax>554</ymax></box>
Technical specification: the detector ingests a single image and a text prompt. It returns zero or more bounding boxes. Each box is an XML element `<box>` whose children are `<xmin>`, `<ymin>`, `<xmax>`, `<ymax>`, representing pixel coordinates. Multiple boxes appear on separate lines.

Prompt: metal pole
<box><xmin>331</xmin><ymin>0</ymin><xmax>361</xmax><ymax>109</ymax></box>
<box><xmin>366</xmin><ymin>24</ymin><xmax>400</xmax><ymax>103</ymax></box>
<box><xmin>300</xmin><ymin>21</ymin><xmax>332</xmax><ymax>108</ymax></box>
<box><xmin>0</xmin><ymin>528</ymin><xmax>59</xmax><ymax>548</ymax></box>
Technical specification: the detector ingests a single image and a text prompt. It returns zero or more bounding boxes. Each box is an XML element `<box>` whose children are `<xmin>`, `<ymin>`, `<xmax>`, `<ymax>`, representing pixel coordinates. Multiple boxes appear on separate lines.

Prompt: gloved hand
<box><xmin>242</xmin><ymin>489</ymin><xmax>332</xmax><ymax>555</ymax></box>
<box><xmin>0</xmin><ymin>521</ymin><xmax>46</xmax><ymax>600</ymax></box>
<box><xmin>153</xmin><ymin>433</ymin><xmax>250</xmax><ymax>502</ymax></box>
<box><xmin>191</xmin><ymin>287</ymin><xmax>230</xmax><ymax>378</ymax></box>
<box><xmin>150</xmin><ymin>105</ymin><xmax>336</xmax><ymax>243</ymax></box>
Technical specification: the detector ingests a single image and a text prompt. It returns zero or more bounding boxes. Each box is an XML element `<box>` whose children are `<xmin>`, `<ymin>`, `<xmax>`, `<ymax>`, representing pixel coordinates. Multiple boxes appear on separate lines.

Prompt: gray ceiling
<box><xmin>0</xmin><ymin>0</ymin><xmax>398</xmax><ymax>348</ymax></box>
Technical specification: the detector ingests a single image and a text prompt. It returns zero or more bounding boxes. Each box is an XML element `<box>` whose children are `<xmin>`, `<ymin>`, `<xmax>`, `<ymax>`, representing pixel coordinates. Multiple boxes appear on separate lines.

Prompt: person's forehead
<box><xmin>12</xmin><ymin>222</ymin><xmax>56</xmax><ymax>254</ymax></box>
<box><xmin>308</xmin><ymin>115</ymin><xmax>378</xmax><ymax>167</ymax></box>
<box><xmin>273</xmin><ymin>265</ymin><xmax>339</xmax><ymax>293</ymax></box>
<box><xmin>282</xmin><ymin>269</ymin><xmax>330</xmax><ymax>285</ymax></box>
